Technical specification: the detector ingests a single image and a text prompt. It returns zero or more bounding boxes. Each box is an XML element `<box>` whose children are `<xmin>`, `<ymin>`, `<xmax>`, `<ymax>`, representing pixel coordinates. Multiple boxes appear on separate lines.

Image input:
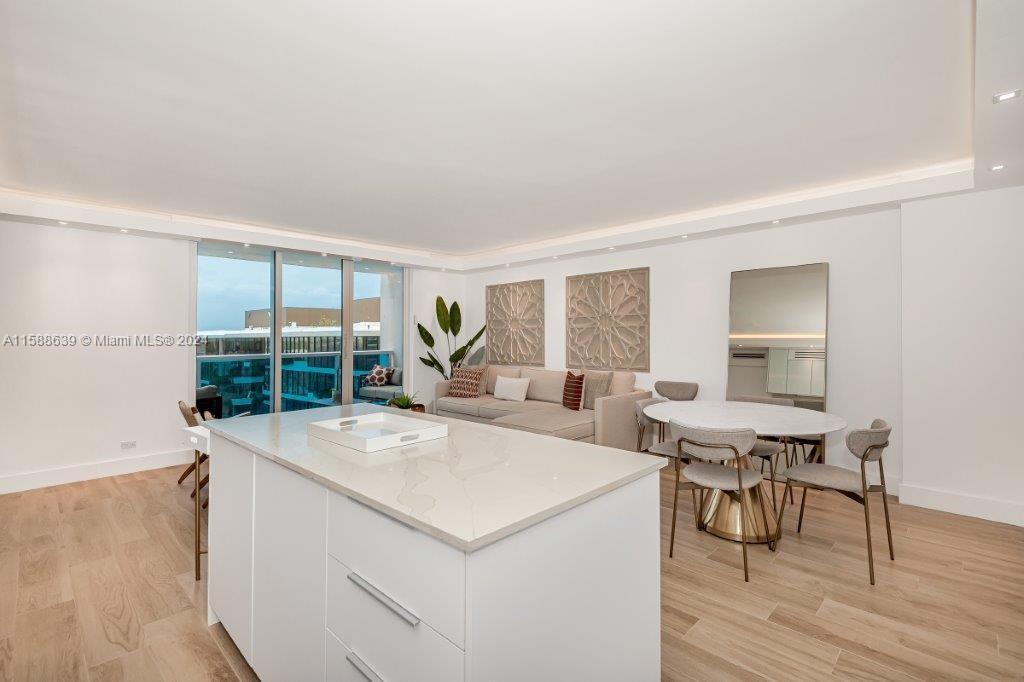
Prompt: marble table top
<box><xmin>644</xmin><ymin>400</ymin><xmax>846</xmax><ymax>437</ymax></box>
<box><xmin>206</xmin><ymin>404</ymin><xmax>665</xmax><ymax>552</ymax></box>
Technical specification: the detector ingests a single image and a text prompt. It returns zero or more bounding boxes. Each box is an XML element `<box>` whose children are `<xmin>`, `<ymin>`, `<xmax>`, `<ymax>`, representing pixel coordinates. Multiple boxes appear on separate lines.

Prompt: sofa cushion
<box><xmin>609</xmin><ymin>371</ymin><xmax>637</xmax><ymax>395</ymax></box>
<box><xmin>478</xmin><ymin>399</ymin><xmax>561</xmax><ymax>420</ymax></box>
<box><xmin>436</xmin><ymin>395</ymin><xmax>498</xmax><ymax>417</ymax></box>
<box><xmin>486</xmin><ymin>365</ymin><xmax>521</xmax><ymax>394</ymax></box>
<box><xmin>449</xmin><ymin>367</ymin><xmax>485</xmax><ymax>398</ymax></box>
<box><xmin>494</xmin><ymin>376</ymin><xmax>530</xmax><ymax>401</ymax></box>
<box><xmin>358</xmin><ymin>385</ymin><xmax>404</xmax><ymax>400</ymax></box>
<box><xmin>582</xmin><ymin>371</ymin><xmax>613</xmax><ymax>409</ymax></box>
<box><xmin>521</xmin><ymin>367</ymin><xmax>566</xmax><ymax>403</ymax></box>
<box><xmin>492</xmin><ymin>408</ymin><xmax>596</xmax><ymax>440</ymax></box>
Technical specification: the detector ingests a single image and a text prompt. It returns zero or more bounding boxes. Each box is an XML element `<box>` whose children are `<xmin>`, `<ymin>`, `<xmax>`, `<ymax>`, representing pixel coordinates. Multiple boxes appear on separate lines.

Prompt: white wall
<box><xmin>900</xmin><ymin>186</ymin><xmax>1024</xmax><ymax>525</ymax></box>
<box><xmin>0</xmin><ymin>220</ymin><xmax>194</xmax><ymax>492</ymax></box>
<box><xmin>462</xmin><ymin>210</ymin><xmax>904</xmax><ymax>483</ymax></box>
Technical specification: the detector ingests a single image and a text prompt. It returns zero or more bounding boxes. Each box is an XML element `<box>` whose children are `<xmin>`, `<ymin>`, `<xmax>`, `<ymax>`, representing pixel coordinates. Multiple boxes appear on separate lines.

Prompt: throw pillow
<box><xmin>582</xmin><ymin>370</ymin><xmax>613</xmax><ymax>409</ymax></box>
<box><xmin>562</xmin><ymin>371</ymin><xmax>585</xmax><ymax>411</ymax></box>
<box><xmin>364</xmin><ymin>364</ymin><xmax>389</xmax><ymax>387</ymax></box>
<box><xmin>388</xmin><ymin>368</ymin><xmax>403</xmax><ymax>386</ymax></box>
<box><xmin>494</xmin><ymin>376</ymin><xmax>530</xmax><ymax>402</ymax></box>
<box><xmin>449</xmin><ymin>367</ymin><xmax>485</xmax><ymax>398</ymax></box>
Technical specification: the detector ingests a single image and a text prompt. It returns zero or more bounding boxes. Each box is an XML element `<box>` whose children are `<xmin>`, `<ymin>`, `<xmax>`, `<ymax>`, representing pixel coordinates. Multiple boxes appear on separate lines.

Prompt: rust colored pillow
<box><xmin>562</xmin><ymin>371</ymin><xmax>585</xmax><ymax>411</ymax></box>
<box><xmin>448</xmin><ymin>367</ymin><xmax>485</xmax><ymax>398</ymax></box>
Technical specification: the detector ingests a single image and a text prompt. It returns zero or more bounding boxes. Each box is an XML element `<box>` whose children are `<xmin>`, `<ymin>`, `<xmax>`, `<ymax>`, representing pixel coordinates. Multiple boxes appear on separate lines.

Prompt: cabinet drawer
<box><xmin>327</xmin><ymin>491</ymin><xmax>465</xmax><ymax>647</ymax></box>
<box><xmin>327</xmin><ymin>556</ymin><xmax>464</xmax><ymax>682</ymax></box>
<box><xmin>327</xmin><ymin>628</ymin><xmax>367</xmax><ymax>682</ymax></box>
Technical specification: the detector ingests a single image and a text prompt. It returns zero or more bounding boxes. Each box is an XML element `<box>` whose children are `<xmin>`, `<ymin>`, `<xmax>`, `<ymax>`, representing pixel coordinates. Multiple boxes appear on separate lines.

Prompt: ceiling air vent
<box><xmin>731</xmin><ymin>351</ymin><xmax>767</xmax><ymax>359</ymax></box>
<box><xmin>793</xmin><ymin>350</ymin><xmax>826</xmax><ymax>360</ymax></box>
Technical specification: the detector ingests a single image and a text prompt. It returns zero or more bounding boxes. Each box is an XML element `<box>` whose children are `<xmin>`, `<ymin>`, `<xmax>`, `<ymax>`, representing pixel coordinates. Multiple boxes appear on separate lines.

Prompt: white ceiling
<box><xmin>0</xmin><ymin>0</ymin><xmax>974</xmax><ymax>255</ymax></box>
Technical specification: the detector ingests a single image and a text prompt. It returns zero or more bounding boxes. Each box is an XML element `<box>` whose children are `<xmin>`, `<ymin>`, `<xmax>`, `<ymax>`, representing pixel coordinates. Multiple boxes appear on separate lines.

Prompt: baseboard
<box><xmin>0</xmin><ymin>448</ymin><xmax>194</xmax><ymax>495</ymax></box>
<box><xmin>898</xmin><ymin>482</ymin><xmax>1023</xmax><ymax>527</ymax></box>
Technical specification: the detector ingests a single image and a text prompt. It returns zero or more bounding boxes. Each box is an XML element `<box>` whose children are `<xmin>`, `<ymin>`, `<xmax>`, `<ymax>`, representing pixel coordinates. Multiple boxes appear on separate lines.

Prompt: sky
<box><xmin>197</xmin><ymin>256</ymin><xmax>382</xmax><ymax>331</ymax></box>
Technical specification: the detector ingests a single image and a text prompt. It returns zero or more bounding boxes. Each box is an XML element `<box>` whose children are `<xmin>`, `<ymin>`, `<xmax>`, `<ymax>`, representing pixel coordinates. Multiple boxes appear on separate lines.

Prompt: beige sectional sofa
<box><xmin>433</xmin><ymin>365</ymin><xmax>650</xmax><ymax>451</ymax></box>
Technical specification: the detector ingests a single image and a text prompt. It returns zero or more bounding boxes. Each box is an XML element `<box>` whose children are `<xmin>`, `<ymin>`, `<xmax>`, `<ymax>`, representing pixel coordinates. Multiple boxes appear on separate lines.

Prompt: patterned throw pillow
<box><xmin>364</xmin><ymin>365</ymin><xmax>390</xmax><ymax>387</ymax></box>
<box><xmin>562</xmin><ymin>371</ymin><xmax>585</xmax><ymax>411</ymax></box>
<box><xmin>448</xmin><ymin>367</ymin><xmax>485</xmax><ymax>398</ymax></box>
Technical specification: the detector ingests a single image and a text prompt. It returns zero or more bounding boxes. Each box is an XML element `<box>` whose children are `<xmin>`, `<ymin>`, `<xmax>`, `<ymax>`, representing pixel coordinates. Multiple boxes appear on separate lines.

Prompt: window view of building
<box><xmin>196</xmin><ymin>244</ymin><xmax>404</xmax><ymax>415</ymax></box>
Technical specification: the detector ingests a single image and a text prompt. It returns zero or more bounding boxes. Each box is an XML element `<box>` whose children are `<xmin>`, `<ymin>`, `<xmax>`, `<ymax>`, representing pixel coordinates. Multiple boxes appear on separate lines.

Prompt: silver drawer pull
<box><xmin>399</xmin><ymin>434</ymin><xmax>418</xmax><ymax>442</ymax></box>
<box><xmin>347</xmin><ymin>572</ymin><xmax>420</xmax><ymax>626</ymax></box>
<box><xmin>337</xmin><ymin>419</ymin><xmax>358</xmax><ymax>430</ymax></box>
<box><xmin>346</xmin><ymin>652</ymin><xmax>383</xmax><ymax>682</ymax></box>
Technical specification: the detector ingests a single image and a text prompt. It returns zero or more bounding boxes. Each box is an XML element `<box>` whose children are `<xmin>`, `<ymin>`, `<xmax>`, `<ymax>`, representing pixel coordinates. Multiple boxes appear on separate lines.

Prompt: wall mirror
<box><xmin>727</xmin><ymin>263</ymin><xmax>828</xmax><ymax>411</ymax></box>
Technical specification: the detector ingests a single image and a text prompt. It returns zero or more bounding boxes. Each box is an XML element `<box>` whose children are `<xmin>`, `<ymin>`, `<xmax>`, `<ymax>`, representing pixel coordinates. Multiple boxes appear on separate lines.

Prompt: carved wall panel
<box><xmin>485</xmin><ymin>279</ymin><xmax>545</xmax><ymax>366</ymax></box>
<box><xmin>566</xmin><ymin>267</ymin><xmax>650</xmax><ymax>371</ymax></box>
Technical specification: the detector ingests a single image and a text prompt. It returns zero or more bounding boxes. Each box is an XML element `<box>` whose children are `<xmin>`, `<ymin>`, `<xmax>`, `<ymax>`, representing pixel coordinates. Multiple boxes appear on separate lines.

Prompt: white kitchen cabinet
<box><xmin>766</xmin><ymin>348</ymin><xmax>826</xmax><ymax>398</ymax></box>
<box><xmin>207</xmin><ymin>405</ymin><xmax>664</xmax><ymax>681</ymax></box>
<box><xmin>251</xmin><ymin>456</ymin><xmax>328</xmax><ymax>682</ymax></box>
<box><xmin>207</xmin><ymin>437</ymin><xmax>254</xmax><ymax>664</ymax></box>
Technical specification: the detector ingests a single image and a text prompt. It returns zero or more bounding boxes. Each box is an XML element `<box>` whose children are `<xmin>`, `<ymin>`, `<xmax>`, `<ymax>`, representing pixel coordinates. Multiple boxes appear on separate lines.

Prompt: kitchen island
<box><xmin>205</xmin><ymin>404</ymin><xmax>665</xmax><ymax>682</ymax></box>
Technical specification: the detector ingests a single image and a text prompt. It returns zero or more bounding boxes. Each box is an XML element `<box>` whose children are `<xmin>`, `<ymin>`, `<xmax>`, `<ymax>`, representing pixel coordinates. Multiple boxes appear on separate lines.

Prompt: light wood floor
<box><xmin>1</xmin><ymin>464</ymin><xmax>1022</xmax><ymax>681</ymax></box>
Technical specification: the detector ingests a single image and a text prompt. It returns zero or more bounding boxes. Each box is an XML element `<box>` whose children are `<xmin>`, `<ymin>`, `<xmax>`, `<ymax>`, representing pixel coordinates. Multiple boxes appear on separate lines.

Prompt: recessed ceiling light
<box><xmin>321</xmin><ymin>252</ymin><xmax>327</xmax><ymax>257</ymax></box>
<box><xmin>442</xmin><ymin>268</ymin><xmax>447</xmax><ymax>272</ymax></box>
<box><xmin>227</xmin><ymin>250</ymin><xmax>234</xmax><ymax>254</ymax></box>
<box><xmin>243</xmin><ymin>243</ymin><xmax>250</xmax><ymax>248</ymax></box>
<box><xmin>772</xmin><ymin>220</ymin><xmax>780</xmax><ymax>225</ymax></box>
<box><xmin>607</xmin><ymin>247</ymin><xmax>615</xmax><ymax>251</ymax></box>
<box><xmin>990</xmin><ymin>164</ymin><xmax>1005</xmax><ymax>171</ymax></box>
<box><xmin>552</xmin><ymin>255</ymin><xmax>559</xmax><ymax>260</ymax></box>
<box><xmin>298</xmin><ymin>260</ymin><xmax>304</xmax><ymax>264</ymax></box>
<box><xmin>680</xmin><ymin>235</ymin><xmax>688</xmax><ymax>239</ymax></box>
<box><xmin>58</xmin><ymin>221</ymin><xmax>67</xmax><ymax>225</ymax></box>
<box><xmin>993</xmin><ymin>89</ymin><xmax>1021</xmax><ymax>103</ymax></box>
<box><xmin>505</xmin><ymin>263</ymin><xmax>510</xmax><ymax>267</ymax></box>
<box><xmin>389</xmin><ymin>261</ymin><xmax>396</xmax><ymax>266</ymax></box>
<box><xmin>119</xmin><ymin>228</ymin><xmax>129</xmax><ymax>233</ymax></box>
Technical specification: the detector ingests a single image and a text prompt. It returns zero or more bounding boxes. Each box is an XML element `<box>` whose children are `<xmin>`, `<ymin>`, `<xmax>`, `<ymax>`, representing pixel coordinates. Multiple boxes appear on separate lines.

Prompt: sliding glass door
<box><xmin>196</xmin><ymin>244</ymin><xmax>274</xmax><ymax>417</ymax></box>
<box><xmin>195</xmin><ymin>245</ymin><xmax>405</xmax><ymax>415</ymax></box>
<box><xmin>279</xmin><ymin>252</ymin><xmax>344</xmax><ymax>412</ymax></box>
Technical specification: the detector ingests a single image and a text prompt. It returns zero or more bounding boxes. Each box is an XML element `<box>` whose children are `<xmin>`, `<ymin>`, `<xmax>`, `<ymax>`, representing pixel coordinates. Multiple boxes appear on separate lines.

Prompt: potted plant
<box><xmin>418</xmin><ymin>296</ymin><xmax>486</xmax><ymax>379</ymax></box>
<box><xmin>387</xmin><ymin>392</ymin><xmax>425</xmax><ymax>413</ymax></box>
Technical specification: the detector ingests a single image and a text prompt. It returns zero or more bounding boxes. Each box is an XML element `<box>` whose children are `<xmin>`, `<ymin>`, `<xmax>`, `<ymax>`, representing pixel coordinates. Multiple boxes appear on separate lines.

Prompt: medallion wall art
<box><xmin>485</xmin><ymin>279</ymin><xmax>545</xmax><ymax>365</ymax></box>
<box><xmin>565</xmin><ymin>267</ymin><xmax>650</xmax><ymax>371</ymax></box>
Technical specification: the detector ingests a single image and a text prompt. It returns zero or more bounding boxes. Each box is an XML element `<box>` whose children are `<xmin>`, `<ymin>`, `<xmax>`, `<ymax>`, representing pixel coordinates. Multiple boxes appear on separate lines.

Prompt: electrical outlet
<box><xmin>120</xmin><ymin>440</ymin><xmax>137</xmax><ymax>450</ymax></box>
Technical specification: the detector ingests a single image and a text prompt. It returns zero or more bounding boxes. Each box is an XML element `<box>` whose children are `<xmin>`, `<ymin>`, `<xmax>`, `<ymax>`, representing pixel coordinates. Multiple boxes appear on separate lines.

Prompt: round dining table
<box><xmin>643</xmin><ymin>400</ymin><xmax>846</xmax><ymax>544</ymax></box>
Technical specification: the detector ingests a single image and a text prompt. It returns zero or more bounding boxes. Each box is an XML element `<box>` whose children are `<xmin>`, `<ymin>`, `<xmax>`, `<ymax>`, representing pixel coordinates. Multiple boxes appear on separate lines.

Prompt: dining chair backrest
<box><xmin>733</xmin><ymin>395</ymin><xmax>795</xmax><ymax>407</ymax></box>
<box><xmin>178</xmin><ymin>400</ymin><xmax>201</xmax><ymax>428</ymax></box>
<box><xmin>654</xmin><ymin>381</ymin><xmax>699</xmax><ymax>401</ymax></box>
<box><xmin>847</xmin><ymin>419</ymin><xmax>891</xmax><ymax>461</ymax></box>
<box><xmin>671</xmin><ymin>423</ymin><xmax>757</xmax><ymax>461</ymax></box>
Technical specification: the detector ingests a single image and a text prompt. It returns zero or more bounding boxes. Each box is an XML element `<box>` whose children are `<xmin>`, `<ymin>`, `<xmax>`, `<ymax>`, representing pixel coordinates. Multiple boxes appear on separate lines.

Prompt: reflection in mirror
<box><xmin>727</xmin><ymin>263</ymin><xmax>828</xmax><ymax>411</ymax></box>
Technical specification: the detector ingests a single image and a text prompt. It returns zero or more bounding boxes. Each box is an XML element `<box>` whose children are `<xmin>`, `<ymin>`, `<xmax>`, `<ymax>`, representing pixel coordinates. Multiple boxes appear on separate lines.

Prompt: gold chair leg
<box><xmin>879</xmin><ymin>460</ymin><xmax>895</xmax><ymax>561</ymax></box>
<box><xmin>776</xmin><ymin>480</ymin><xmax>792</xmax><ymax>550</ymax></box>
<box><xmin>861</xmin><ymin>464</ymin><xmax>875</xmax><ymax>585</ymax></box>
<box><xmin>768</xmin><ymin>455</ymin><xmax>778</xmax><ymax>512</ymax></box>
<box><xmin>194</xmin><ymin>449</ymin><xmax>201</xmax><ymax>582</ymax></box>
<box><xmin>690</xmin><ymin>489</ymin><xmax>700</xmax><ymax>531</ymax></box>
<box><xmin>797</xmin><ymin>487</ymin><xmax>809</xmax><ymax>533</ymax></box>
<box><xmin>669</xmin><ymin>458</ymin><xmax>681</xmax><ymax>558</ymax></box>
<box><xmin>755</xmin><ymin>481</ymin><xmax>775</xmax><ymax>551</ymax></box>
<box><xmin>739</xmin><ymin>488</ymin><xmax>750</xmax><ymax>582</ymax></box>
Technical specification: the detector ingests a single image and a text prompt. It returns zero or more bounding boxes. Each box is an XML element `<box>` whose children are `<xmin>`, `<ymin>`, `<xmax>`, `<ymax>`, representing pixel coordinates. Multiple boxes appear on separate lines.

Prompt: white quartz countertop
<box><xmin>206</xmin><ymin>404</ymin><xmax>665</xmax><ymax>552</ymax></box>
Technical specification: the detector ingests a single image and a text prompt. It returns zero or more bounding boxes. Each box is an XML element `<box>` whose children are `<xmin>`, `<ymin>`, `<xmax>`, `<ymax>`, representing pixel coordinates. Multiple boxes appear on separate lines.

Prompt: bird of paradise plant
<box><xmin>417</xmin><ymin>296</ymin><xmax>485</xmax><ymax>380</ymax></box>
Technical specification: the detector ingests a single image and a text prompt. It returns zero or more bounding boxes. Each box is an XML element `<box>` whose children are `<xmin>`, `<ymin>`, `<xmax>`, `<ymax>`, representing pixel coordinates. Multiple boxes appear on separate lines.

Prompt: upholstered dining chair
<box><xmin>731</xmin><ymin>395</ymin><xmax>792</xmax><ymax>509</ymax></box>
<box><xmin>669</xmin><ymin>424</ymin><xmax>777</xmax><ymax>582</ymax></box>
<box><xmin>634</xmin><ymin>381</ymin><xmax>699</xmax><ymax>452</ymax></box>
<box><xmin>777</xmin><ymin>419</ymin><xmax>894</xmax><ymax>584</ymax></box>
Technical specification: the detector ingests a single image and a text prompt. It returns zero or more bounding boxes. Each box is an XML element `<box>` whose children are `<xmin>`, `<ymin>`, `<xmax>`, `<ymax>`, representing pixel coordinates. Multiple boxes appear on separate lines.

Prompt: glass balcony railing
<box><xmin>197</xmin><ymin>331</ymin><xmax>397</xmax><ymax>417</ymax></box>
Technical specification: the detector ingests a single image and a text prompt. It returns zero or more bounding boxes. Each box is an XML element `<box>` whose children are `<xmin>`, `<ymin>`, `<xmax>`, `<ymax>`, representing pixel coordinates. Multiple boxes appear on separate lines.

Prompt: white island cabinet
<box><xmin>206</xmin><ymin>404</ymin><xmax>665</xmax><ymax>682</ymax></box>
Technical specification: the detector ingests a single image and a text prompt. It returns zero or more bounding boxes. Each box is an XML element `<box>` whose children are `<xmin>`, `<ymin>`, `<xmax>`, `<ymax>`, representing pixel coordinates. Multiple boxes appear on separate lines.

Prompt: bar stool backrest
<box><xmin>178</xmin><ymin>400</ymin><xmax>201</xmax><ymax>427</ymax></box>
<box><xmin>847</xmin><ymin>419</ymin><xmax>891</xmax><ymax>461</ymax></box>
<box><xmin>673</xmin><ymin>424</ymin><xmax>757</xmax><ymax>462</ymax></box>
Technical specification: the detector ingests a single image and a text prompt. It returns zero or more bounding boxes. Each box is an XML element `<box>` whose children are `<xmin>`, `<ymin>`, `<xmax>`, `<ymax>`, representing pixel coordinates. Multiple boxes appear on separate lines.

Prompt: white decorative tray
<box><xmin>307</xmin><ymin>412</ymin><xmax>448</xmax><ymax>453</ymax></box>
